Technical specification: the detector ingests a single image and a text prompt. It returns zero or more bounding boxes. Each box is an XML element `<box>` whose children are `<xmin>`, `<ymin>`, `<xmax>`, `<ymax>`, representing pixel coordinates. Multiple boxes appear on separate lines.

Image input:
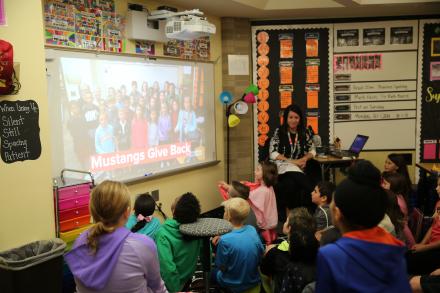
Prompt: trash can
<box><xmin>0</xmin><ymin>238</ymin><xmax>66</xmax><ymax>293</ymax></box>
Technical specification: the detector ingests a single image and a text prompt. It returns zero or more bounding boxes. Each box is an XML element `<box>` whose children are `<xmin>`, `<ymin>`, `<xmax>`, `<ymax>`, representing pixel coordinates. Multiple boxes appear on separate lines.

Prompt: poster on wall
<box><xmin>363</xmin><ymin>28</ymin><xmax>385</xmax><ymax>46</ymax></box>
<box><xmin>420</xmin><ymin>22</ymin><xmax>440</xmax><ymax>163</ymax></box>
<box><xmin>390</xmin><ymin>27</ymin><xmax>413</xmax><ymax>45</ymax></box>
<box><xmin>337</xmin><ymin>29</ymin><xmax>359</xmax><ymax>47</ymax></box>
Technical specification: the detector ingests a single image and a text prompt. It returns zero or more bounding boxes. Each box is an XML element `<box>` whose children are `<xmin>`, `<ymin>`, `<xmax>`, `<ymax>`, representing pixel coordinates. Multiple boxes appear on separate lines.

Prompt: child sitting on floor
<box><xmin>218</xmin><ymin>161</ymin><xmax>279</xmax><ymax>244</ymax></box>
<box><xmin>311</xmin><ymin>181</ymin><xmax>335</xmax><ymax>232</ymax></box>
<box><xmin>407</xmin><ymin>176</ymin><xmax>440</xmax><ymax>275</ymax></box>
<box><xmin>316</xmin><ymin>160</ymin><xmax>410</xmax><ymax>293</ymax></box>
<box><xmin>213</xmin><ymin>197</ymin><xmax>264</xmax><ymax>293</ymax></box>
<box><xmin>125</xmin><ymin>193</ymin><xmax>161</xmax><ymax>240</ymax></box>
<box><xmin>218</xmin><ymin>180</ymin><xmax>258</xmax><ymax>230</ymax></box>
<box><xmin>155</xmin><ymin>192</ymin><xmax>202</xmax><ymax>292</ymax></box>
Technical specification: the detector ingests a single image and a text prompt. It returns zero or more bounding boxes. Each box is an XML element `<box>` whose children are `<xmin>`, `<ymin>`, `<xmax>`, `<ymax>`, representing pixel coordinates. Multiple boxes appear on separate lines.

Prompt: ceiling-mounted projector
<box><xmin>149</xmin><ymin>9</ymin><xmax>216</xmax><ymax>40</ymax></box>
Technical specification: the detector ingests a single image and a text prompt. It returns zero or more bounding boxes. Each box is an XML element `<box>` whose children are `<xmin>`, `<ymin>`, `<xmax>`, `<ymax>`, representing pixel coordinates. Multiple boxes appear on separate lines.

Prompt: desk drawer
<box><xmin>58</xmin><ymin>184</ymin><xmax>91</xmax><ymax>200</ymax></box>
<box><xmin>59</xmin><ymin>206</ymin><xmax>90</xmax><ymax>222</ymax></box>
<box><xmin>58</xmin><ymin>194</ymin><xmax>89</xmax><ymax>211</ymax></box>
<box><xmin>60</xmin><ymin>215</ymin><xmax>91</xmax><ymax>232</ymax></box>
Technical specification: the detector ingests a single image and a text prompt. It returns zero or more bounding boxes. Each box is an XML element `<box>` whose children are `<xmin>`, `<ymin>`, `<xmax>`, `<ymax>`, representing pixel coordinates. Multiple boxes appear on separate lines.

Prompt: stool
<box><xmin>180</xmin><ymin>218</ymin><xmax>232</xmax><ymax>293</ymax></box>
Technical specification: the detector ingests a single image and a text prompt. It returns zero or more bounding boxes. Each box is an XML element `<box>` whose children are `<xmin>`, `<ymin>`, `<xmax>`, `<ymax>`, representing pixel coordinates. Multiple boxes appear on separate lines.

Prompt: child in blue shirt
<box><xmin>214</xmin><ymin>197</ymin><xmax>264</xmax><ymax>293</ymax></box>
<box><xmin>125</xmin><ymin>193</ymin><xmax>161</xmax><ymax>240</ymax></box>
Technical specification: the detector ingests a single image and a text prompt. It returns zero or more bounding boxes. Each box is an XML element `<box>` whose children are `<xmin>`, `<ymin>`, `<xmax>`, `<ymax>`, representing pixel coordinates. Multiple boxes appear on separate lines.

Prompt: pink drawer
<box><xmin>59</xmin><ymin>205</ymin><xmax>90</xmax><ymax>222</ymax></box>
<box><xmin>60</xmin><ymin>215</ymin><xmax>91</xmax><ymax>232</ymax></box>
<box><xmin>58</xmin><ymin>184</ymin><xmax>91</xmax><ymax>200</ymax></box>
<box><xmin>58</xmin><ymin>194</ymin><xmax>89</xmax><ymax>211</ymax></box>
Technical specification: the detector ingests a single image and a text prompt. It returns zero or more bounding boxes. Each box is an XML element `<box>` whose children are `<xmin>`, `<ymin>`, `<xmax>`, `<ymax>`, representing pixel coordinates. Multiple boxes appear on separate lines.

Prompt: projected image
<box><xmin>51</xmin><ymin>55</ymin><xmax>215</xmax><ymax>182</ymax></box>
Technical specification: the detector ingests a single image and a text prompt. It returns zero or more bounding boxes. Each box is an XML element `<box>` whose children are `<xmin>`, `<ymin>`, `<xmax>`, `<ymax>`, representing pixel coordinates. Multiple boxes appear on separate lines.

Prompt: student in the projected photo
<box><xmin>131</xmin><ymin>105</ymin><xmax>148</xmax><ymax>150</ymax></box>
<box><xmin>130</xmin><ymin>80</ymin><xmax>141</xmax><ymax>104</ymax></box>
<box><xmin>114</xmin><ymin>108</ymin><xmax>131</xmax><ymax>151</ymax></box>
<box><xmin>80</xmin><ymin>88</ymin><xmax>100</xmax><ymax>163</ymax></box>
<box><xmin>148</xmin><ymin>94</ymin><xmax>159</xmax><ymax>114</ymax></box>
<box><xmin>120</xmin><ymin>84</ymin><xmax>129</xmax><ymax>100</ymax></box>
<box><xmin>141</xmin><ymin>81</ymin><xmax>149</xmax><ymax>98</ymax></box>
<box><xmin>167</xmin><ymin>83</ymin><xmax>177</xmax><ymax>100</ymax></box>
<box><xmin>269</xmin><ymin>104</ymin><xmax>316</xmax><ymax>221</ymax></box>
<box><xmin>148</xmin><ymin>110</ymin><xmax>159</xmax><ymax>147</ymax></box>
<box><xmin>67</xmin><ymin>100</ymin><xmax>89</xmax><ymax>168</ymax></box>
<box><xmin>170</xmin><ymin>99</ymin><xmax>179</xmax><ymax>137</ymax></box>
<box><xmin>158</xmin><ymin>102</ymin><xmax>172</xmax><ymax>145</ymax></box>
<box><xmin>152</xmin><ymin>81</ymin><xmax>160</xmax><ymax>97</ymax></box>
<box><xmin>159</xmin><ymin>91</ymin><xmax>167</xmax><ymax>107</ymax></box>
<box><xmin>106</xmin><ymin>96</ymin><xmax>119</xmax><ymax>126</ymax></box>
<box><xmin>175</xmin><ymin>96</ymin><xmax>198</xmax><ymax>143</ymax></box>
<box><xmin>95</xmin><ymin>112</ymin><xmax>116</xmax><ymax>154</ymax></box>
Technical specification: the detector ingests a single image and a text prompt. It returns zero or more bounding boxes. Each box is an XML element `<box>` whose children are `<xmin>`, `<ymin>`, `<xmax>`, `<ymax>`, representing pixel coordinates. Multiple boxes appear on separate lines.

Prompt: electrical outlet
<box><xmin>151</xmin><ymin>189</ymin><xmax>159</xmax><ymax>201</ymax></box>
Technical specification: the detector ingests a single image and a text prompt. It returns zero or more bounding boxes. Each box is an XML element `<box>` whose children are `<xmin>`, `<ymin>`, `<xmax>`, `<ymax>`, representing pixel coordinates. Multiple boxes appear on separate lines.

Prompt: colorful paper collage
<box><xmin>43</xmin><ymin>0</ymin><xmax>128</xmax><ymax>53</ymax></box>
<box><xmin>75</xmin><ymin>33</ymin><xmax>102</xmax><ymax>50</ymax></box>
<box><xmin>45</xmin><ymin>29</ymin><xmax>76</xmax><ymax>47</ymax></box>
<box><xmin>135</xmin><ymin>41</ymin><xmax>155</xmax><ymax>55</ymax></box>
<box><xmin>163</xmin><ymin>38</ymin><xmax>210</xmax><ymax>60</ymax></box>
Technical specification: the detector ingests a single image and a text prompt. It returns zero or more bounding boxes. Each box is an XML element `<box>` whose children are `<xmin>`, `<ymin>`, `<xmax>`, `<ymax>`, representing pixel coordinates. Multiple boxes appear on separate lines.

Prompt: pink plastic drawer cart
<box><xmin>53</xmin><ymin>169</ymin><xmax>94</xmax><ymax>249</ymax></box>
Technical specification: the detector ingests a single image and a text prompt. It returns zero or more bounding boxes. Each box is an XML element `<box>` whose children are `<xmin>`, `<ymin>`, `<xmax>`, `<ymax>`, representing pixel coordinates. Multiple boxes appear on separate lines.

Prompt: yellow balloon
<box><xmin>228</xmin><ymin>114</ymin><xmax>240</xmax><ymax>127</ymax></box>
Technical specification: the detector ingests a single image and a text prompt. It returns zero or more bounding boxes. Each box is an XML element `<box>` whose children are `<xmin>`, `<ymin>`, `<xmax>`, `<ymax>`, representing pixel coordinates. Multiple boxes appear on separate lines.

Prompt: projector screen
<box><xmin>46</xmin><ymin>49</ymin><xmax>216</xmax><ymax>182</ymax></box>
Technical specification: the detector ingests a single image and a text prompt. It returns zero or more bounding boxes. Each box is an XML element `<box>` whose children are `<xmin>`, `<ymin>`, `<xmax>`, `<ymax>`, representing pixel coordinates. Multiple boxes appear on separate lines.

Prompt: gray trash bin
<box><xmin>0</xmin><ymin>238</ymin><xmax>66</xmax><ymax>293</ymax></box>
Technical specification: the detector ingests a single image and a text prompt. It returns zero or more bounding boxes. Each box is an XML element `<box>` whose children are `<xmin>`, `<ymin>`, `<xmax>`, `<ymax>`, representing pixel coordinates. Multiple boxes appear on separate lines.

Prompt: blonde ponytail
<box><xmin>87</xmin><ymin>180</ymin><xmax>131</xmax><ymax>254</ymax></box>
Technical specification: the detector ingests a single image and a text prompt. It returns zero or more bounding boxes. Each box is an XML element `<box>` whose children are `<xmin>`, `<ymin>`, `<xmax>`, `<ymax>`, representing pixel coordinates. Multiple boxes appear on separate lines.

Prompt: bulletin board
<box><xmin>418</xmin><ymin>20</ymin><xmax>440</xmax><ymax>163</ymax></box>
<box><xmin>332</xmin><ymin>20</ymin><xmax>419</xmax><ymax>150</ymax></box>
<box><xmin>251</xmin><ymin>24</ymin><xmax>332</xmax><ymax>162</ymax></box>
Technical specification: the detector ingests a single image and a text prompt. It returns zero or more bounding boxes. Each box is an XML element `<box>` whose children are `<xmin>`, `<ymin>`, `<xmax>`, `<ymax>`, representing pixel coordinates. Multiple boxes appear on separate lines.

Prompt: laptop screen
<box><xmin>349</xmin><ymin>135</ymin><xmax>369</xmax><ymax>154</ymax></box>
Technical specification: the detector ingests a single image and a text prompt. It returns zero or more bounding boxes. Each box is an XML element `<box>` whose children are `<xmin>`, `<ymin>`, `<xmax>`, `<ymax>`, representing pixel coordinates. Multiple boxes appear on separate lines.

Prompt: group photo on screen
<box><xmin>54</xmin><ymin>56</ymin><xmax>213</xmax><ymax>181</ymax></box>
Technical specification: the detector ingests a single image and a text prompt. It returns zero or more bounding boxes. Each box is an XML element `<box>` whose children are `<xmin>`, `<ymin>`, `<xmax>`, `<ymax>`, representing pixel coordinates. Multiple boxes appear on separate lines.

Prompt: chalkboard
<box><xmin>0</xmin><ymin>100</ymin><xmax>41</xmax><ymax>163</ymax></box>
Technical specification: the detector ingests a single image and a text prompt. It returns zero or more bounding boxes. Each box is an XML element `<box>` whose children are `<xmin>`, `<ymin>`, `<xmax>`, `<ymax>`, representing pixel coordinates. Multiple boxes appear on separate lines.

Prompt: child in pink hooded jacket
<box><xmin>219</xmin><ymin>161</ymin><xmax>278</xmax><ymax>244</ymax></box>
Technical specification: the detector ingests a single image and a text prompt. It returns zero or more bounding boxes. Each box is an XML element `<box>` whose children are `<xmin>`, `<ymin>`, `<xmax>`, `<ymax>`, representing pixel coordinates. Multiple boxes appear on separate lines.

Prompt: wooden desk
<box><xmin>313</xmin><ymin>155</ymin><xmax>357</xmax><ymax>182</ymax></box>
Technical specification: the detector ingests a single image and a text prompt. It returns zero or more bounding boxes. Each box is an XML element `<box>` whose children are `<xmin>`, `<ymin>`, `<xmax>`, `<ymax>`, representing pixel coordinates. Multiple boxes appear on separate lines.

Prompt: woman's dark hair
<box><xmin>281</xmin><ymin>104</ymin><xmax>305</xmax><ymax>135</ymax></box>
<box><xmin>384</xmin><ymin>189</ymin><xmax>404</xmax><ymax>237</ymax></box>
<box><xmin>317</xmin><ymin>181</ymin><xmax>335</xmax><ymax>204</ymax></box>
<box><xmin>131</xmin><ymin>193</ymin><xmax>156</xmax><ymax>233</ymax></box>
<box><xmin>279</xmin><ymin>104</ymin><xmax>308</xmax><ymax>158</ymax></box>
<box><xmin>382</xmin><ymin>171</ymin><xmax>409</xmax><ymax>206</ymax></box>
<box><xmin>174</xmin><ymin>192</ymin><xmax>201</xmax><ymax>224</ymax></box>
<box><xmin>261</xmin><ymin>161</ymin><xmax>278</xmax><ymax>187</ymax></box>
<box><xmin>289</xmin><ymin>229</ymin><xmax>319</xmax><ymax>263</ymax></box>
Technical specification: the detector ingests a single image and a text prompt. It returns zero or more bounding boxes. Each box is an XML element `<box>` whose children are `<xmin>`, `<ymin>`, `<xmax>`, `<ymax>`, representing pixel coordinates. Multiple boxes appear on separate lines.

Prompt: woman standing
<box><xmin>269</xmin><ymin>104</ymin><xmax>316</xmax><ymax>221</ymax></box>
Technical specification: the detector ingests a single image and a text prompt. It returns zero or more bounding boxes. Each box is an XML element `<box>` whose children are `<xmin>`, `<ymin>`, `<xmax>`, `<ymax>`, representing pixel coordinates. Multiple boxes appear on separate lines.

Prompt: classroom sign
<box><xmin>0</xmin><ymin>100</ymin><xmax>41</xmax><ymax>163</ymax></box>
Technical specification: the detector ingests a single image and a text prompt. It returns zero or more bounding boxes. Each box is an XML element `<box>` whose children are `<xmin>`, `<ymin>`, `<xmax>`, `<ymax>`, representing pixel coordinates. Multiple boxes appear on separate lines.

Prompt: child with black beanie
<box><xmin>316</xmin><ymin>160</ymin><xmax>411</xmax><ymax>293</ymax></box>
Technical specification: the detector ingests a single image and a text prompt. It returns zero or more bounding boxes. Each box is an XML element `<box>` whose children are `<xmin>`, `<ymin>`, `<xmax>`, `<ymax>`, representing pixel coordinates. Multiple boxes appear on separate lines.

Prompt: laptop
<box><xmin>329</xmin><ymin>134</ymin><xmax>369</xmax><ymax>158</ymax></box>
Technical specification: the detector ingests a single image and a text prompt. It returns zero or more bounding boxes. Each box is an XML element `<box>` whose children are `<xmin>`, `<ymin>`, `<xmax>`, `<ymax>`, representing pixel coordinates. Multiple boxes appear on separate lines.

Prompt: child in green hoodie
<box><xmin>155</xmin><ymin>192</ymin><xmax>202</xmax><ymax>292</ymax></box>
